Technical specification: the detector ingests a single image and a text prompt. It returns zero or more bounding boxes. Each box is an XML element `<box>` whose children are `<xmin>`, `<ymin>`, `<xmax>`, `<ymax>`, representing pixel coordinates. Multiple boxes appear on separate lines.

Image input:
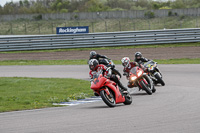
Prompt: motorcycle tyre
<box><xmin>155</xmin><ymin>73</ymin><xmax>165</xmax><ymax>86</ymax></box>
<box><xmin>140</xmin><ymin>80</ymin><xmax>152</xmax><ymax>95</ymax></box>
<box><xmin>123</xmin><ymin>93</ymin><xmax>132</xmax><ymax>105</ymax></box>
<box><xmin>100</xmin><ymin>90</ymin><xmax>116</xmax><ymax>107</ymax></box>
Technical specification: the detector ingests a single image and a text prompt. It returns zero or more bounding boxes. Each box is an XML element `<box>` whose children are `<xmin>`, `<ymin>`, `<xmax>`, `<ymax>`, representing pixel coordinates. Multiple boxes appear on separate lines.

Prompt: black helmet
<box><xmin>135</xmin><ymin>52</ymin><xmax>142</xmax><ymax>59</ymax></box>
<box><xmin>90</xmin><ymin>51</ymin><xmax>97</xmax><ymax>59</ymax></box>
<box><xmin>88</xmin><ymin>59</ymin><xmax>99</xmax><ymax>70</ymax></box>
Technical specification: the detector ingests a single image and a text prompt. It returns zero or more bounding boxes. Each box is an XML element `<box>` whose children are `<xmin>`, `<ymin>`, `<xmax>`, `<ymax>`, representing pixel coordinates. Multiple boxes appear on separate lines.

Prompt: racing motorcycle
<box><xmin>144</xmin><ymin>61</ymin><xmax>165</xmax><ymax>86</ymax></box>
<box><xmin>127</xmin><ymin>66</ymin><xmax>156</xmax><ymax>95</ymax></box>
<box><xmin>99</xmin><ymin>59</ymin><xmax>122</xmax><ymax>78</ymax></box>
<box><xmin>90</xmin><ymin>70</ymin><xmax>132</xmax><ymax>107</ymax></box>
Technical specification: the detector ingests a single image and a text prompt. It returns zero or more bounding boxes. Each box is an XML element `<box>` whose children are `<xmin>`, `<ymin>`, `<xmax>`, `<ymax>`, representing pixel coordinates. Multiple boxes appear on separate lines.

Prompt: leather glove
<box><xmin>123</xmin><ymin>72</ymin><xmax>128</xmax><ymax>76</ymax></box>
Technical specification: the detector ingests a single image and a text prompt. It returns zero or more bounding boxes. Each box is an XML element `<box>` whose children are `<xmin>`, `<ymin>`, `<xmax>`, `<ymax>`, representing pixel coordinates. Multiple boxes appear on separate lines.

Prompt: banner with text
<box><xmin>56</xmin><ymin>26</ymin><xmax>89</xmax><ymax>34</ymax></box>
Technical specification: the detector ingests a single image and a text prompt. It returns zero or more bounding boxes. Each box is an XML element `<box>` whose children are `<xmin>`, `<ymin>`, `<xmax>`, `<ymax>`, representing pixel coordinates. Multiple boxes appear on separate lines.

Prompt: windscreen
<box><xmin>130</xmin><ymin>67</ymin><xmax>137</xmax><ymax>75</ymax></box>
<box><xmin>144</xmin><ymin>61</ymin><xmax>154</xmax><ymax>68</ymax></box>
<box><xmin>91</xmin><ymin>70</ymin><xmax>103</xmax><ymax>80</ymax></box>
<box><xmin>92</xmin><ymin>72</ymin><xmax>99</xmax><ymax>80</ymax></box>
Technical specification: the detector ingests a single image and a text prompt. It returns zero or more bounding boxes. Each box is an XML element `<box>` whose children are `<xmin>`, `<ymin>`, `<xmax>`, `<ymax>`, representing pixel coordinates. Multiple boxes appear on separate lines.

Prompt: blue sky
<box><xmin>0</xmin><ymin>0</ymin><xmax>20</xmax><ymax>6</ymax></box>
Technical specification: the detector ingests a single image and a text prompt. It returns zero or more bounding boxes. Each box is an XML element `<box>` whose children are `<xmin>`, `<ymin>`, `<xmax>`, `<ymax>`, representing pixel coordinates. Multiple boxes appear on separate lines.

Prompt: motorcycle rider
<box><xmin>134</xmin><ymin>52</ymin><xmax>152</xmax><ymax>72</ymax></box>
<box><xmin>89</xmin><ymin>50</ymin><xmax>122</xmax><ymax>77</ymax></box>
<box><xmin>121</xmin><ymin>57</ymin><xmax>139</xmax><ymax>88</ymax></box>
<box><xmin>134</xmin><ymin>52</ymin><xmax>151</xmax><ymax>65</ymax></box>
<box><xmin>89</xmin><ymin>51</ymin><xmax>108</xmax><ymax>60</ymax></box>
<box><xmin>89</xmin><ymin>51</ymin><xmax>109</xmax><ymax>65</ymax></box>
<box><xmin>89</xmin><ymin>59</ymin><xmax>128</xmax><ymax>95</ymax></box>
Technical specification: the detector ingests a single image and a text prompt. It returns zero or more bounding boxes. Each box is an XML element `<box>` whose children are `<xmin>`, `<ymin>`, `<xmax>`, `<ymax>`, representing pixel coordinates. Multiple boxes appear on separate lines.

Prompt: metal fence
<box><xmin>0</xmin><ymin>28</ymin><xmax>200</xmax><ymax>52</ymax></box>
<box><xmin>0</xmin><ymin>16</ymin><xmax>200</xmax><ymax>35</ymax></box>
<box><xmin>1</xmin><ymin>8</ymin><xmax>200</xmax><ymax>21</ymax></box>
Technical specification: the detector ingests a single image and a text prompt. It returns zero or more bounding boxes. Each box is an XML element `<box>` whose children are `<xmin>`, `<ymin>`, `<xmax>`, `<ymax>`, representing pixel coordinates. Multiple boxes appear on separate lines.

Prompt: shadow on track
<box><xmin>81</xmin><ymin>103</ymin><xmax>126</xmax><ymax>110</ymax></box>
<box><xmin>131</xmin><ymin>93</ymin><xmax>148</xmax><ymax>96</ymax></box>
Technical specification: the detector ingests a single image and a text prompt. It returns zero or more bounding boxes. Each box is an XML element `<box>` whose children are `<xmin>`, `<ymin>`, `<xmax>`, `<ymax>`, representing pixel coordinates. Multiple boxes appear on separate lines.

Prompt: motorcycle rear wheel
<box><xmin>123</xmin><ymin>93</ymin><xmax>132</xmax><ymax>105</ymax></box>
<box><xmin>100</xmin><ymin>89</ymin><xmax>116</xmax><ymax>107</ymax></box>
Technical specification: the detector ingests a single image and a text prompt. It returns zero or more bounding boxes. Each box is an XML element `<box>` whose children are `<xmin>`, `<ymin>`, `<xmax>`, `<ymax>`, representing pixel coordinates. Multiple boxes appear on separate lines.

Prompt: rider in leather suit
<box><xmin>89</xmin><ymin>59</ymin><xmax>128</xmax><ymax>95</ymax></box>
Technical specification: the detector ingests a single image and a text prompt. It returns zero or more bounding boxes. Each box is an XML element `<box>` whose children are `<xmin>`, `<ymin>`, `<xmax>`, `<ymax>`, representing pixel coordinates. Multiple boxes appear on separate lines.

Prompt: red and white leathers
<box><xmin>122</xmin><ymin>62</ymin><xmax>138</xmax><ymax>88</ymax></box>
<box><xmin>123</xmin><ymin>62</ymin><xmax>138</xmax><ymax>79</ymax></box>
<box><xmin>89</xmin><ymin>64</ymin><xmax>110</xmax><ymax>79</ymax></box>
<box><xmin>89</xmin><ymin>64</ymin><xmax>128</xmax><ymax>92</ymax></box>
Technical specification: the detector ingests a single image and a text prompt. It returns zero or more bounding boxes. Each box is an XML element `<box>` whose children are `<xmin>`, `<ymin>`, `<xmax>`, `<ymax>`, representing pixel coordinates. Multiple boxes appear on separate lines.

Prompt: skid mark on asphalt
<box><xmin>53</xmin><ymin>88</ymin><xmax>137</xmax><ymax>106</ymax></box>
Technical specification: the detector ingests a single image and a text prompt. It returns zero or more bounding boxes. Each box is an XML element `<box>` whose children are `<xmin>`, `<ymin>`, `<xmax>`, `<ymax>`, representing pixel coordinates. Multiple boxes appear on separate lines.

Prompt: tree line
<box><xmin>0</xmin><ymin>0</ymin><xmax>200</xmax><ymax>15</ymax></box>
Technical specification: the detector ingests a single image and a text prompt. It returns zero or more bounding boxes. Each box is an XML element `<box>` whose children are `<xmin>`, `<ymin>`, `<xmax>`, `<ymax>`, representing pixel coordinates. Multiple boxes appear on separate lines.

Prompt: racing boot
<box><xmin>110</xmin><ymin>74</ymin><xmax>128</xmax><ymax>94</ymax></box>
<box><xmin>118</xmin><ymin>82</ymin><xmax>128</xmax><ymax>94</ymax></box>
<box><xmin>128</xmin><ymin>81</ymin><xmax>137</xmax><ymax>88</ymax></box>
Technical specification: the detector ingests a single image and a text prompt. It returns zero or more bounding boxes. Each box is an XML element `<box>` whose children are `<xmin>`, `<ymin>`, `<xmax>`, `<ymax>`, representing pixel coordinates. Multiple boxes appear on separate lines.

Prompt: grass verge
<box><xmin>0</xmin><ymin>58</ymin><xmax>199</xmax><ymax>66</ymax></box>
<box><xmin>0</xmin><ymin>60</ymin><xmax>88</xmax><ymax>65</ymax></box>
<box><xmin>154</xmin><ymin>58</ymin><xmax>200</xmax><ymax>64</ymax></box>
<box><xmin>0</xmin><ymin>77</ymin><xmax>92</xmax><ymax>112</ymax></box>
<box><xmin>114</xmin><ymin>58</ymin><xmax>200</xmax><ymax>64</ymax></box>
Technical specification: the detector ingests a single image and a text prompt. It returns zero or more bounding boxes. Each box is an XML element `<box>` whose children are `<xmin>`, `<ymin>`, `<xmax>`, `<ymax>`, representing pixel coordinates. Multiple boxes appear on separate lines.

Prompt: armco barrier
<box><xmin>0</xmin><ymin>28</ymin><xmax>200</xmax><ymax>52</ymax></box>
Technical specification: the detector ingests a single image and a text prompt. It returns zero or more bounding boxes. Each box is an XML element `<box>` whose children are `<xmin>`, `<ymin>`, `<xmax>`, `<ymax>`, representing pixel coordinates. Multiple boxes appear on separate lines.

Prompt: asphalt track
<box><xmin>0</xmin><ymin>64</ymin><xmax>200</xmax><ymax>133</ymax></box>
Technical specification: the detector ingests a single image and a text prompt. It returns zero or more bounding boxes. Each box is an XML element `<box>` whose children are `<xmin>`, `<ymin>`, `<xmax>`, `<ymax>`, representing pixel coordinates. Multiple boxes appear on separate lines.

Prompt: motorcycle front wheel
<box><xmin>100</xmin><ymin>89</ymin><xmax>116</xmax><ymax>107</ymax></box>
<box><xmin>155</xmin><ymin>73</ymin><xmax>165</xmax><ymax>86</ymax></box>
<box><xmin>140</xmin><ymin>80</ymin><xmax>152</xmax><ymax>95</ymax></box>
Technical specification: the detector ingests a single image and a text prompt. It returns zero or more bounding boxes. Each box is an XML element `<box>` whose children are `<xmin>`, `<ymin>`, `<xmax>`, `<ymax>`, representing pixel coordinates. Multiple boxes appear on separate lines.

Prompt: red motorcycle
<box><xmin>127</xmin><ymin>66</ymin><xmax>156</xmax><ymax>95</ymax></box>
<box><xmin>90</xmin><ymin>71</ymin><xmax>132</xmax><ymax>107</ymax></box>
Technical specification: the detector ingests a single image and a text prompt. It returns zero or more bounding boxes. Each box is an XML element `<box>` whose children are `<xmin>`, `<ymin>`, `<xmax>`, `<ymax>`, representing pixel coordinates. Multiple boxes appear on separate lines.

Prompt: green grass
<box><xmin>114</xmin><ymin>58</ymin><xmax>200</xmax><ymax>64</ymax></box>
<box><xmin>0</xmin><ymin>58</ymin><xmax>199</xmax><ymax>66</ymax></box>
<box><xmin>154</xmin><ymin>58</ymin><xmax>200</xmax><ymax>64</ymax></box>
<box><xmin>1</xmin><ymin>42</ymin><xmax>200</xmax><ymax>54</ymax></box>
<box><xmin>0</xmin><ymin>77</ymin><xmax>92</xmax><ymax>112</ymax></box>
<box><xmin>0</xmin><ymin>60</ymin><xmax>88</xmax><ymax>65</ymax></box>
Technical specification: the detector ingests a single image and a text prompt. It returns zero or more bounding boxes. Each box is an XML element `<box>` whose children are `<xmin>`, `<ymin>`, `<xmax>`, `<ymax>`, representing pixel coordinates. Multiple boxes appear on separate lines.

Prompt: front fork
<box><xmin>137</xmin><ymin>79</ymin><xmax>147</xmax><ymax>89</ymax></box>
<box><xmin>137</xmin><ymin>74</ymin><xmax>152</xmax><ymax>89</ymax></box>
<box><xmin>101</xmin><ymin>87</ymin><xmax>110</xmax><ymax>96</ymax></box>
<box><xmin>155</xmin><ymin>67</ymin><xmax>163</xmax><ymax>78</ymax></box>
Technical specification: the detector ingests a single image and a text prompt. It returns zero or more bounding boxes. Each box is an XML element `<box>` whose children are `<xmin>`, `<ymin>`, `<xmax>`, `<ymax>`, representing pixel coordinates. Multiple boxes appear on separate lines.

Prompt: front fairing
<box><xmin>130</xmin><ymin>67</ymin><xmax>137</xmax><ymax>75</ymax></box>
<box><xmin>91</xmin><ymin>72</ymin><xmax>125</xmax><ymax>103</ymax></box>
<box><xmin>90</xmin><ymin>72</ymin><xmax>107</xmax><ymax>91</ymax></box>
<box><xmin>104</xmin><ymin>79</ymin><xmax>125</xmax><ymax>104</ymax></box>
<box><xmin>144</xmin><ymin>61</ymin><xmax>156</xmax><ymax>72</ymax></box>
<box><xmin>129</xmin><ymin>67</ymin><xmax>144</xmax><ymax>83</ymax></box>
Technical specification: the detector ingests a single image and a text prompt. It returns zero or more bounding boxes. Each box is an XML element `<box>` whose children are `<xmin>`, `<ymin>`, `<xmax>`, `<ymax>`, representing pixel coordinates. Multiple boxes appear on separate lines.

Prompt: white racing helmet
<box><xmin>88</xmin><ymin>59</ymin><xmax>99</xmax><ymax>70</ymax></box>
<box><xmin>121</xmin><ymin>57</ymin><xmax>130</xmax><ymax>68</ymax></box>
